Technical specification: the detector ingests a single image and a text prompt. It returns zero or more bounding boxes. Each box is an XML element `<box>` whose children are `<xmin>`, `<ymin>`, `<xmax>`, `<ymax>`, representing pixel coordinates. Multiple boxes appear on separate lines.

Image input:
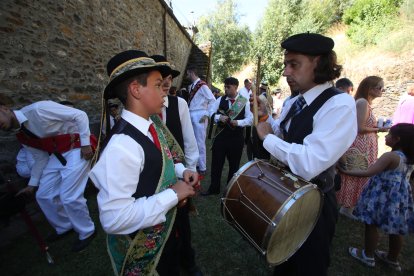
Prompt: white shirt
<box><xmin>209</xmin><ymin>93</ymin><xmax>253</xmax><ymax>127</ymax></box>
<box><xmin>188</xmin><ymin>78</ymin><xmax>216</xmax><ymax>116</ymax></box>
<box><xmin>160</xmin><ymin>96</ymin><xmax>199</xmax><ymax>171</ymax></box>
<box><xmin>89</xmin><ymin>109</ymin><xmax>186</xmax><ymax>235</ymax></box>
<box><xmin>263</xmin><ymin>82</ymin><xmax>357</xmax><ymax>181</ymax></box>
<box><xmin>14</xmin><ymin>101</ymin><xmax>91</xmax><ymax>186</ymax></box>
<box><xmin>238</xmin><ymin>86</ymin><xmax>252</xmax><ymax>100</ymax></box>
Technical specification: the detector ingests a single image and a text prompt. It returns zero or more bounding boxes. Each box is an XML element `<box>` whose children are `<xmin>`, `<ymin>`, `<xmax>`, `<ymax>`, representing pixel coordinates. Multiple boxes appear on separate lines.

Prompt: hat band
<box><xmin>109</xmin><ymin>57</ymin><xmax>156</xmax><ymax>80</ymax></box>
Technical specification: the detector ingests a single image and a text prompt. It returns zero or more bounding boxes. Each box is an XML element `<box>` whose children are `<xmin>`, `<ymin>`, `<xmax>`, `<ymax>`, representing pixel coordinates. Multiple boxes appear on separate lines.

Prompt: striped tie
<box><xmin>280</xmin><ymin>96</ymin><xmax>306</xmax><ymax>137</ymax></box>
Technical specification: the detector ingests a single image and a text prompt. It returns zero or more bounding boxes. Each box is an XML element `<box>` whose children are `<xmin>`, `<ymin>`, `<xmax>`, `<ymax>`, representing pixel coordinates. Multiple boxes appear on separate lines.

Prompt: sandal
<box><xmin>374</xmin><ymin>250</ymin><xmax>402</xmax><ymax>272</ymax></box>
<box><xmin>348</xmin><ymin>247</ymin><xmax>375</xmax><ymax>267</ymax></box>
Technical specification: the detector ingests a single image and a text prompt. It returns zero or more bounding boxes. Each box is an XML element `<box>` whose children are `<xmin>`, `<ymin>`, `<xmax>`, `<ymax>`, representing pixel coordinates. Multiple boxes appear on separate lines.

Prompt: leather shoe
<box><xmin>72</xmin><ymin>231</ymin><xmax>97</xmax><ymax>252</ymax></box>
<box><xmin>45</xmin><ymin>229</ymin><xmax>74</xmax><ymax>243</ymax></box>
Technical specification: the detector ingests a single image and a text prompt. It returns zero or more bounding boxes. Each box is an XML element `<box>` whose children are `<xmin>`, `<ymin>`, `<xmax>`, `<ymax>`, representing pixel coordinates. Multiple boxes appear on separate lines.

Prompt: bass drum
<box><xmin>221</xmin><ymin>160</ymin><xmax>323</xmax><ymax>265</ymax></box>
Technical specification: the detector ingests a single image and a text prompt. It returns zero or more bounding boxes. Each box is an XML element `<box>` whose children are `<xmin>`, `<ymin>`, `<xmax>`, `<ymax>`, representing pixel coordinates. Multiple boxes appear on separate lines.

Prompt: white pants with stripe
<box><xmin>190</xmin><ymin>110</ymin><xmax>208</xmax><ymax>172</ymax></box>
<box><xmin>36</xmin><ymin>148</ymin><xmax>95</xmax><ymax>240</ymax></box>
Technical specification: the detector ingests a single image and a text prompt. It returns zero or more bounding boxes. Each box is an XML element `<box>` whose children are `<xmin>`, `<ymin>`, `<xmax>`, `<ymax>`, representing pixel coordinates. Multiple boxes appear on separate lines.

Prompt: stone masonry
<box><xmin>0</xmin><ymin>0</ymin><xmax>196</xmax><ymax>163</ymax></box>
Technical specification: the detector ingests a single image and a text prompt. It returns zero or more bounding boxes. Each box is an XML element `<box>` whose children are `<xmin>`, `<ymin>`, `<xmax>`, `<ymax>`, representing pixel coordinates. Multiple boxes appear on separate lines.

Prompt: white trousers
<box><xmin>190</xmin><ymin>110</ymin><xmax>208</xmax><ymax>171</ymax></box>
<box><xmin>36</xmin><ymin>148</ymin><xmax>95</xmax><ymax>240</ymax></box>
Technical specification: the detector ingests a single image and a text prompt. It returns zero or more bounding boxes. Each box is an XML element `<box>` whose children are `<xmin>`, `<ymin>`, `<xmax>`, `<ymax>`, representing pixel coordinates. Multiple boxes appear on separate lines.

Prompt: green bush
<box><xmin>343</xmin><ymin>0</ymin><xmax>403</xmax><ymax>46</ymax></box>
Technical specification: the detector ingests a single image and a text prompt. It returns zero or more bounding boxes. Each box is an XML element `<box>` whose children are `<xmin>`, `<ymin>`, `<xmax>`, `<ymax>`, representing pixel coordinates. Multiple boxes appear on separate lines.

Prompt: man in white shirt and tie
<box><xmin>256</xmin><ymin>33</ymin><xmax>357</xmax><ymax>276</ymax></box>
<box><xmin>186</xmin><ymin>66</ymin><xmax>216</xmax><ymax>175</ymax></box>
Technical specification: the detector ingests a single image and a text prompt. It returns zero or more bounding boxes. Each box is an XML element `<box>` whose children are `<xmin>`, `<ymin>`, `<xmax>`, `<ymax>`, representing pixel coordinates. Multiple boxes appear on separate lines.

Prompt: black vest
<box><xmin>216</xmin><ymin>96</ymin><xmax>246</xmax><ymax>137</ymax></box>
<box><xmin>286</xmin><ymin>87</ymin><xmax>342</xmax><ymax>192</ymax></box>
<box><xmin>101</xmin><ymin>118</ymin><xmax>162</xmax><ymax>198</ymax></box>
<box><xmin>165</xmin><ymin>95</ymin><xmax>184</xmax><ymax>150</ymax></box>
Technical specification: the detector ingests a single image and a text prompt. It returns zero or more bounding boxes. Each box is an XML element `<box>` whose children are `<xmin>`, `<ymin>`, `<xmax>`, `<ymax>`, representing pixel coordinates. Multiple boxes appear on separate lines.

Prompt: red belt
<box><xmin>16</xmin><ymin>132</ymin><xmax>97</xmax><ymax>154</ymax></box>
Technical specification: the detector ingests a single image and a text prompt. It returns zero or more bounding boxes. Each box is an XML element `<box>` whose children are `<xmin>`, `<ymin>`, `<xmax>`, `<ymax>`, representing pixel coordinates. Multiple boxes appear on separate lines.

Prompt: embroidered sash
<box><xmin>188</xmin><ymin>80</ymin><xmax>207</xmax><ymax>105</ymax></box>
<box><xmin>212</xmin><ymin>96</ymin><xmax>247</xmax><ymax>139</ymax></box>
<box><xmin>107</xmin><ymin>122</ymin><xmax>178</xmax><ymax>276</ymax></box>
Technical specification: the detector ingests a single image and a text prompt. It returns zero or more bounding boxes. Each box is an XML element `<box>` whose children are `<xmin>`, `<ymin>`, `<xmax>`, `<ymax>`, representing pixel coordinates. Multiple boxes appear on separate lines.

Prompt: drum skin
<box><xmin>222</xmin><ymin>160</ymin><xmax>323</xmax><ymax>265</ymax></box>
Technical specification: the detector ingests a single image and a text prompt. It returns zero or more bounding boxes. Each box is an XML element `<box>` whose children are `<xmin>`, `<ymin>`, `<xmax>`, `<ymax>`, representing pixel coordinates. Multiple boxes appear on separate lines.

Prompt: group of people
<box><xmin>1</xmin><ymin>31</ymin><xmax>413</xmax><ymax>276</ymax></box>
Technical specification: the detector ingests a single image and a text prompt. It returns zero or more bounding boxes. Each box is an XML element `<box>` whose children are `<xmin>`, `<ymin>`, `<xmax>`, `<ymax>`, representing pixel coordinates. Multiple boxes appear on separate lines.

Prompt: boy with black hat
<box><xmin>256</xmin><ymin>33</ymin><xmax>358</xmax><ymax>275</ymax></box>
<box><xmin>89</xmin><ymin>50</ymin><xmax>198</xmax><ymax>275</ymax></box>
<box><xmin>202</xmin><ymin>77</ymin><xmax>252</xmax><ymax>196</ymax></box>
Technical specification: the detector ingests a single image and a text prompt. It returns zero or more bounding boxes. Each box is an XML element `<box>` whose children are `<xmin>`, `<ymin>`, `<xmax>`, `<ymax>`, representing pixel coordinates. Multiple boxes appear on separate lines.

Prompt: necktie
<box><xmin>280</xmin><ymin>96</ymin><xmax>306</xmax><ymax>137</ymax></box>
<box><xmin>148</xmin><ymin>124</ymin><xmax>161</xmax><ymax>151</ymax></box>
<box><xmin>229</xmin><ymin>98</ymin><xmax>235</xmax><ymax>105</ymax></box>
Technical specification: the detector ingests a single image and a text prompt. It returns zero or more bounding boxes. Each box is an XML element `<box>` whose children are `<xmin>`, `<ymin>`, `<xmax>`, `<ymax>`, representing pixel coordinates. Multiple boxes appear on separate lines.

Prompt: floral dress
<box><xmin>337</xmin><ymin>103</ymin><xmax>378</xmax><ymax>207</ymax></box>
<box><xmin>353</xmin><ymin>151</ymin><xmax>414</xmax><ymax>235</ymax></box>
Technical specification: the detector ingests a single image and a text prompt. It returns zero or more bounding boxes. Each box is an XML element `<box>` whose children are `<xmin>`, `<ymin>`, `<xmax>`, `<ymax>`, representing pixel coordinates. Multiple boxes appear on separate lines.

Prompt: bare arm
<box><xmin>355</xmin><ymin>99</ymin><xmax>377</xmax><ymax>134</ymax></box>
<box><xmin>339</xmin><ymin>151</ymin><xmax>400</xmax><ymax>177</ymax></box>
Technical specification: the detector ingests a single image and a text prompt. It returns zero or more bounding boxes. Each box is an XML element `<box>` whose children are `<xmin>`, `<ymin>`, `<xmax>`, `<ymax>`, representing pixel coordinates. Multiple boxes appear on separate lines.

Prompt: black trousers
<box><xmin>273</xmin><ymin>188</ymin><xmax>338</xmax><ymax>276</ymax></box>
<box><xmin>209</xmin><ymin>132</ymin><xmax>244</xmax><ymax>194</ymax></box>
<box><xmin>157</xmin><ymin>203</ymin><xmax>196</xmax><ymax>276</ymax></box>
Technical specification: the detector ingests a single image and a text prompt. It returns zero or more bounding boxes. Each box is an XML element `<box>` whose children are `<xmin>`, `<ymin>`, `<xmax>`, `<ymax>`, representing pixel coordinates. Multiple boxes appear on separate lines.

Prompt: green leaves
<box><xmin>195</xmin><ymin>0</ymin><xmax>252</xmax><ymax>83</ymax></box>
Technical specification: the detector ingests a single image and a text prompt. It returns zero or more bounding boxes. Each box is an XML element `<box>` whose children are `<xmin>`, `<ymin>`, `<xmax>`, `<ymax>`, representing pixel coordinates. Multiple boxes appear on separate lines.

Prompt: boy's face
<box><xmin>138</xmin><ymin>71</ymin><xmax>164</xmax><ymax>115</ymax></box>
<box><xmin>224</xmin><ymin>84</ymin><xmax>238</xmax><ymax>98</ymax></box>
<box><xmin>161</xmin><ymin>74</ymin><xmax>173</xmax><ymax>97</ymax></box>
<box><xmin>0</xmin><ymin>105</ymin><xmax>17</xmax><ymax>131</ymax></box>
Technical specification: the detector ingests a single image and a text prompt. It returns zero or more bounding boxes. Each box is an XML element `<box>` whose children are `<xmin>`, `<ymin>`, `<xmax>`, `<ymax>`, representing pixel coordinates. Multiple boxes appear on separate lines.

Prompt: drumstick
<box><xmin>253</xmin><ymin>57</ymin><xmax>261</xmax><ymax>126</ymax></box>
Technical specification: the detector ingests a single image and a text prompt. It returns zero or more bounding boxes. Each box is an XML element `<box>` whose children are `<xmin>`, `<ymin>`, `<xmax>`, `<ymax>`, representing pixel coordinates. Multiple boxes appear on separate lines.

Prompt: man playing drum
<box><xmin>256</xmin><ymin>33</ymin><xmax>358</xmax><ymax>275</ymax></box>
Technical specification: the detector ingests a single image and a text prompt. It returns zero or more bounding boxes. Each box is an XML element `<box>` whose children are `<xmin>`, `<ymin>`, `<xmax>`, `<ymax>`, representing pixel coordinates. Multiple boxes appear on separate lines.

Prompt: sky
<box><xmin>168</xmin><ymin>0</ymin><xmax>269</xmax><ymax>32</ymax></box>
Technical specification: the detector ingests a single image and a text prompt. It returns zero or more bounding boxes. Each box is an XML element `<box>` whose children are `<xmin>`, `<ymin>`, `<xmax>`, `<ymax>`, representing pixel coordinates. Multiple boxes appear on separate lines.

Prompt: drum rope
<box><xmin>221</xmin><ymin>198</ymin><xmax>266</xmax><ymax>255</ymax></box>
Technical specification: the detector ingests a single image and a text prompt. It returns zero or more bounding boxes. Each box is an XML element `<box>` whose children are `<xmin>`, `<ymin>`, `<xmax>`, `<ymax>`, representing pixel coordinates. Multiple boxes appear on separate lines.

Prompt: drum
<box><xmin>221</xmin><ymin>160</ymin><xmax>323</xmax><ymax>265</ymax></box>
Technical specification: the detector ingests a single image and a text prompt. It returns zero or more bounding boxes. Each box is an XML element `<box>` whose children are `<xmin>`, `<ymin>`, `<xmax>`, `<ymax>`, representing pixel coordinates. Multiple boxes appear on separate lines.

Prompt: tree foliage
<box><xmin>343</xmin><ymin>0</ymin><xmax>404</xmax><ymax>46</ymax></box>
<box><xmin>195</xmin><ymin>0</ymin><xmax>252</xmax><ymax>83</ymax></box>
<box><xmin>252</xmin><ymin>0</ymin><xmax>347</xmax><ymax>85</ymax></box>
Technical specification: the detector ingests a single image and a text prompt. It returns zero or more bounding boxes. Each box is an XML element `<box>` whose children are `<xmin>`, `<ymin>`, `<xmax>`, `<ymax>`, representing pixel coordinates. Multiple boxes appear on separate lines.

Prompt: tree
<box><xmin>252</xmin><ymin>0</ymin><xmax>346</xmax><ymax>85</ymax></box>
<box><xmin>195</xmin><ymin>0</ymin><xmax>252</xmax><ymax>83</ymax></box>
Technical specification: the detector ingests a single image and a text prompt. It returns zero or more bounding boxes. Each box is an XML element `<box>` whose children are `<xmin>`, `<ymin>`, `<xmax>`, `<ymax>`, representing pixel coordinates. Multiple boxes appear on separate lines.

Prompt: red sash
<box><xmin>188</xmin><ymin>80</ymin><xmax>207</xmax><ymax>104</ymax></box>
<box><xmin>16</xmin><ymin>132</ymin><xmax>97</xmax><ymax>154</ymax></box>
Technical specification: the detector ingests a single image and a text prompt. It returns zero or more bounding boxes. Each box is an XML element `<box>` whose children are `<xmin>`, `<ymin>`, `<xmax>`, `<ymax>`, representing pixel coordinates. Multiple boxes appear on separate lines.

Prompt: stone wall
<box><xmin>0</xmin><ymin>0</ymin><xmax>194</xmax><ymax>163</ymax></box>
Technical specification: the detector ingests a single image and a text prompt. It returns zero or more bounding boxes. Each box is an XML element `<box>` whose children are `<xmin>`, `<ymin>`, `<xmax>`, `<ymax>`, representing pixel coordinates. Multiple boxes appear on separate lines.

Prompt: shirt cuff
<box><xmin>159</xmin><ymin>188</ymin><xmax>179</xmax><ymax>209</ymax></box>
<box><xmin>28</xmin><ymin>178</ymin><xmax>39</xmax><ymax>187</ymax></box>
<box><xmin>174</xmin><ymin>163</ymin><xmax>186</xmax><ymax>178</ymax></box>
<box><xmin>80</xmin><ymin>135</ymin><xmax>91</xmax><ymax>146</ymax></box>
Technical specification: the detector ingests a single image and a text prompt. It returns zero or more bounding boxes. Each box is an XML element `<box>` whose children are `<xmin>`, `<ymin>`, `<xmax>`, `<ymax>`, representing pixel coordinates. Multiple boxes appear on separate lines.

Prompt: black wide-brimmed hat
<box><xmin>150</xmin><ymin>55</ymin><xmax>180</xmax><ymax>78</ymax></box>
<box><xmin>104</xmin><ymin>50</ymin><xmax>171</xmax><ymax>99</ymax></box>
<box><xmin>281</xmin><ymin>33</ymin><xmax>334</xmax><ymax>55</ymax></box>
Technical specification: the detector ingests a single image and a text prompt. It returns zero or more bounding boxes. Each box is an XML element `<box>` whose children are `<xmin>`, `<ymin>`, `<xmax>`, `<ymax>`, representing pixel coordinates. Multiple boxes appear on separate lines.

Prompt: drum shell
<box><xmin>222</xmin><ymin>160</ymin><xmax>322</xmax><ymax>265</ymax></box>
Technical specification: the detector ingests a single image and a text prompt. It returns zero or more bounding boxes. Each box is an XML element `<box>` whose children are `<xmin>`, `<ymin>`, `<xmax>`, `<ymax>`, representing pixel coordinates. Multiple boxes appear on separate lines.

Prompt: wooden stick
<box><xmin>253</xmin><ymin>56</ymin><xmax>261</xmax><ymax>126</ymax></box>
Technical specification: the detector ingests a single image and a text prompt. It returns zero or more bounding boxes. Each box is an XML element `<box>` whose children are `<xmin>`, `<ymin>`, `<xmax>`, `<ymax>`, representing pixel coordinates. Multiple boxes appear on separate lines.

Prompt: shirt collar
<box><xmin>225</xmin><ymin>93</ymin><xmax>239</xmax><ymax>101</ymax></box>
<box><xmin>13</xmin><ymin>110</ymin><xmax>28</xmax><ymax>125</ymax></box>
<box><xmin>121</xmin><ymin>109</ymin><xmax>152</xmax><ymax>135</ymax></box>
<box><xmin>300</xmin><ymin>82</ymin><xmax>332</xmax><ymax>106</ymax></box>
<box><xmin>192</xmin><ymin>78</ymin><xmax>201</xmax><ymax>87</ymax></box>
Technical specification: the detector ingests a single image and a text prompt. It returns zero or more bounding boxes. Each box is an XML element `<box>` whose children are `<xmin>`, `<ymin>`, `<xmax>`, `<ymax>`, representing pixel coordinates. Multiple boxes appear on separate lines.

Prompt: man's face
<box><xmin>245</xmin><ymin>81</ymin><xmax>252</xmax><ymax>90</ymax></box>
<box><xmin>282</xmin><ymin>52</ymin><xmax>318</xmax><ymax>93</ymax></box>
<box><xmin>109</xmin><ymin>107</ymin><xmax>118</xmax><ymax>117</ymax></box>
<box><xmin>225</xmin><ymin>84</ymin><xmax>238</xmax><ymax>98</ymax></box>
<box><xmin>0</xmin><ymin>105</ymin><xmax>17</xmax><ymax>131</ymax></box>
<box><xmin>161</xmin><ymin>74</ymin><xmax>173</xmax><ymax>97</ymax></box>
<box><xmin>138</xmin><ymin>71</ymin><xmax>164</xmax><ymax>115</ymax></box>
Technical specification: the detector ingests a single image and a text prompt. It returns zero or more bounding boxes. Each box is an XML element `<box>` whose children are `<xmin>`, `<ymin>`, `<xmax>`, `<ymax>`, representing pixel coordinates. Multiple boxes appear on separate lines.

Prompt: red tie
<box><xmin>148</xmin><ymin>124</ymin><xmax>161</xmax><ymax>151</ymax></box>
<box><xmin>158</xmin><ymin>112</ymin><xmax>163</xmax><ymax>120</ymax></box>
<box><xmin>229</xmin><ymin>98</ymin><xmax>235</xmax><ymax>105</ymax></box>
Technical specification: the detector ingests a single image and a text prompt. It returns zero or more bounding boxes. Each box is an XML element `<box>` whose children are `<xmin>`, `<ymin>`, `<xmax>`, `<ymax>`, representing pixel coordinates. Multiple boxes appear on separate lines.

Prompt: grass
<box><xmin>1</xmin><ymin>138</ymin><xmax>413</xmax><ymax>275</ymax></box>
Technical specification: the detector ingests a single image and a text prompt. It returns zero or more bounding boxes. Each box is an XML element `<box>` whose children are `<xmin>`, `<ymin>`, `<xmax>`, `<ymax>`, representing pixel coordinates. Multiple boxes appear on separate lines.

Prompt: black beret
<box><xmin>281</xmin><ymin>33</ymin><xmax>334</xmax><ymax>55</ymax></box>
<box><xmin>224</xmin><ymin>77</ymin><xmax>239</xmax><ymax>86</ymax></box>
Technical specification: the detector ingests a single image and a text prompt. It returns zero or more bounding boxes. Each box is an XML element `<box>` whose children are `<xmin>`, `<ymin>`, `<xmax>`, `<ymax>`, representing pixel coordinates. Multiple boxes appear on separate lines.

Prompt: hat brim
<box><xmin>104</xmin><ymin>65</ymin><xmax>170</xmax><ymax>100</ymax></box>
<box><xmin>171</xmin><ymin>69</ymin><xmax>180</xmax><ymax>78</ymax></box>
